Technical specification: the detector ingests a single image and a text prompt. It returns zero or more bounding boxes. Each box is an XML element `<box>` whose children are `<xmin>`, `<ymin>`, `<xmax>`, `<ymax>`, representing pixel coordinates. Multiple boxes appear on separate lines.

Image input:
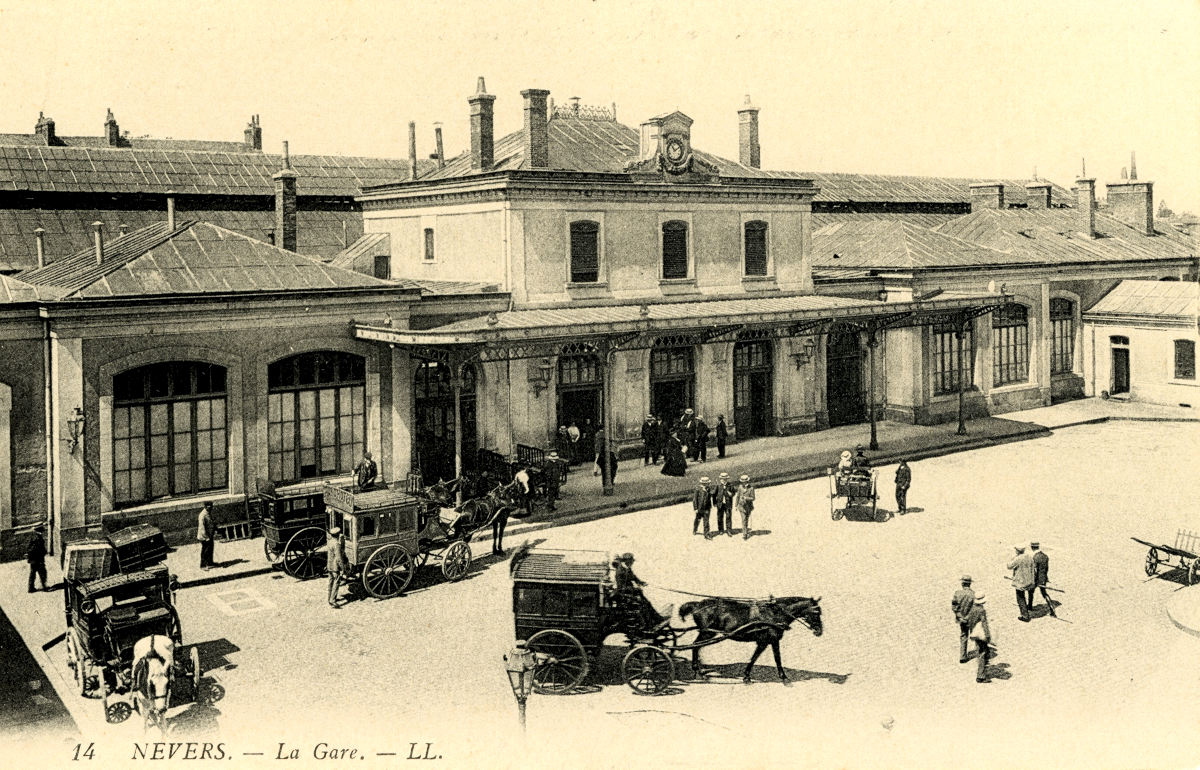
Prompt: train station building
<box><xmin>0</xmin><ymin>84</ymin><xmax>1192</xmax><ymax>556</ymax></box>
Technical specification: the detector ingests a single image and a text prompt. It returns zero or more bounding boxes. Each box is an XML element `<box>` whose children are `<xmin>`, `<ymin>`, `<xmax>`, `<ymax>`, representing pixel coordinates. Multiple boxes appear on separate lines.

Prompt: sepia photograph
<box><xmin>0</xmin><ymin>1</ymin><xmax>1197</xmax><ymax>767</ymax></box>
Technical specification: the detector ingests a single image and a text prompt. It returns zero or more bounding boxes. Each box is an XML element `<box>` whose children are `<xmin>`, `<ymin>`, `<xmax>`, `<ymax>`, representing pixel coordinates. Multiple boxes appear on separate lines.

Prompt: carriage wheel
<box><xmin>622</xmin><ymin>645</ymin><xmax>675</xmax><ymax>695</ymax></box>
<box><xmin>441</xmin><ymin>541</ymin><xmax>472</xmax><ymax>582</ymax></box>
<box><xmin>526</xmin><ymin>630</ymin><xmax>588</xmax><ymax>695</ymax></box>
<box><xmin>1144</xmin><ymin>548</ymin><xmax>1159</xmax><ymax>577</ymax></box>
<box><xmin>414</xmin><ymin>550</ymin><xmax>430</xmax><ymax>570</ymax></box>
<box><xmin>1189</xmin><ymin>560</ymin><xmax>1199</xmax><ymax>586</ymax></box>
<box><xmin>190</xmin><ymin>646</ymin><xmax>202</xmax><ymax>694</ymax></box>
<box><xmin>362</xmin><ymin>545</ymin><xmax>415</xmax><ymax>598</ymax></box>
<box><xmin>832</xmin><ymin>507</ymin><xmax>843</xmax><ymax>521</ymax></box>
<box><xmin>283</xmin><ymin>527</ymin><xmax>326</xmax><ymax>579</ymax></box>
<box><xmin>105</xmin><ymin>696</ymin><xmax>132</xmax><ymax>724</ymax></box>
<box><xmin>263</xmin><ymin>539</ymin><xmax>280</xmax><ymax>564</ymax></box>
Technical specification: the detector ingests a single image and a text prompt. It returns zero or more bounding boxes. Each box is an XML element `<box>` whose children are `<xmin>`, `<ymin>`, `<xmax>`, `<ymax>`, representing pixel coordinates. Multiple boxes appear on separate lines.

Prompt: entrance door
<box><xmin>650</xmin><ymin>345</ymin><xmax>696</xmax><ymax>425</ymax></box>
<box><xmin>558</xmin><ymin>388</ymin><xmax>602</xmax><ymax>434</ymax></box>
<box><xmin>826</xmin><ymin>331</ymin><xmax>865</xmax><ymax>427</ymax></box>
<box><xmin>651</xmin><ymin>380</ymin><xmax>692</xmax><ymax>424</ymax></box>
<box><xmin>1111</xmin><ymin>347</ymin><xmax>1130</xmax><ymax>395</ymax></box>
<box><xmin>414</xmin><ymin>361</ymin><xmax>476</xmax><ymax>483</ymax></box>
<box><xmin>734</xmin><ymin>340</ymin><xmax>774</xmax><ymax>438</ymax></box>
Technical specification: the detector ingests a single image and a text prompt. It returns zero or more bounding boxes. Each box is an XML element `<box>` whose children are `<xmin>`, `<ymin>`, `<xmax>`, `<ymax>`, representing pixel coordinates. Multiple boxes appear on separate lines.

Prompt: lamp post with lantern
<box><xmin>504</xmin><ymin>640</ymin><xmax>539</xmax><ymax>732</ymax></box>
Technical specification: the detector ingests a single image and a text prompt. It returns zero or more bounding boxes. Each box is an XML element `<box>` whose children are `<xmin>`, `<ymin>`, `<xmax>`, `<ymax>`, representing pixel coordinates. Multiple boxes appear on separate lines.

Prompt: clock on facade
<box><xmin>665</xmin><ymin>137</ymin><xmax>686</xmax><ymax>163</ymax></box>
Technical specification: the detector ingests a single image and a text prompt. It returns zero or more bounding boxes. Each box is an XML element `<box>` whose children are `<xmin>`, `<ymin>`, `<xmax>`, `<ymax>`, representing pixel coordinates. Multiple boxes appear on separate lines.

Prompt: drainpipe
<box><xmin>40</xmin><ymin>310</ymin><xmax>55</xmax><ymax>555</ymax></box>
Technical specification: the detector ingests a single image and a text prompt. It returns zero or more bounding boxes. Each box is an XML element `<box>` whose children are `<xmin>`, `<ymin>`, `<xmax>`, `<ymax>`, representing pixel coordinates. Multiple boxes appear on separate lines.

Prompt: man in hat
<box><xmin>641</xmin><ymin>415</ymin><xmax>657</xmax><ymax>465</ymax></box>
<box><xmin>1007</xmin><ymin>544</ymin><xmax>1035</xmax><ymax>621</ymax></box>
<box><xmin>678</xmin><ymin>409</ymin><xmax>697</xmax><ymax>460</ymax></box>
<box><xmin>963</xmin><ymin>592</ymin><xmax>992</xmax><ymax>683</ymax></box>
<box><xmin>852</xmin><ymin>444</ymin><xmax>872</xmax><ymax>471</ymax></box>
<box><xmin>694</xmin><ymin>415</ymin><xmax>710</xmax><ymax>463</ymax></box>
<box><xmin>895</xmin><ymin>460</ymin><xmax>912</xmax><ymax>514</ymax></box>
<box><xmin>354</xmin><ymin>450</ymin><xmax>378</xmax><ymax>491</ymax></box>
<box><xmin>714</xmin><ymin>472</ymin><xmax>735</xmax><ymax>536</ymax></box>
<box><xmin>197</xmin><ymin>501</ymin><xmax>216</xmax><ymax>570</ymax></box>
<box><xmin>951</xmin><ymin>575</ymin><xmax>975</xmax><ymax>663</ymax></box>
<box><xmin>545</xmin><ymin>450</ymin><xmax>567</xmax><ymax>511</ymax></box>
<box><xmin>715</xmin><ymin>415</ymin><xmax>728</xmax><ymax>459</ymax></box>
<box><xmin>734</xmin><ymin>474</ymin><xmax>756</xmax><ymax>540</ymax></box>
<box><xmin>614</xmin><ymin>553</ymin><xmax>669</xmax><ymax>630</ymax></box>
<box><xmin>692</xmin><ymin>476</ymin><xmax>713</xmax><ymax>537</ymax></box>
<box><xmin>327</xmin><ymin>525</ymin><xmax>350</xmax><ymax>607</ymax></box>
<box><xmin>1029</xmin><ymin>542</ymin><xmax>1055</xmax><ymax>617</ymax></box>
<box><xmin>26</xmin><ymin>525</ymin><xmax>48</xmax><ymax>592</ymax></box>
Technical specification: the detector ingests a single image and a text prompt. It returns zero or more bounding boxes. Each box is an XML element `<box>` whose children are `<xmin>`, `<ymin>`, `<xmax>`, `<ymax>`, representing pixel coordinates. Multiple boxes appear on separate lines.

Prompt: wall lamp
<box><xmin>66</xmin><ymin>406</ymin><xmax>85</xmax><ymax>453</ymax></box>
<box><xmin>790</xmin><ymin>338</ymin><xmax>818</xmax><ymax>369</ymax></box>
<box><xmin>528</xmin><ymin>358</ymin><xmax>555</xmax><ymax>396</ymax></box>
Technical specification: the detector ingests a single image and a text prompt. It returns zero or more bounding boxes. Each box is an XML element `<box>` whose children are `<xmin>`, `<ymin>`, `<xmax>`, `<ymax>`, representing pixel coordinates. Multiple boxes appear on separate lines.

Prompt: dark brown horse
<box><xmin>461</xmin><ymin>479</ymin><xmax>524</xmax><ymax>555</ymax></box>
<box><xmin>679</xmin><ymin>596</ymin><xmax>823</xmax><ymax>683</ymax></box>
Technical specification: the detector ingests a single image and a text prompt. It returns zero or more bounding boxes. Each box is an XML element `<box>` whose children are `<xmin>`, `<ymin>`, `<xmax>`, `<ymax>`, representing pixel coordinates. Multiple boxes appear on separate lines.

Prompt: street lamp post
<box><xmin>504</xmin><ymin>641</ymin><xmax>538</xmax><ymax>733</ymax></box>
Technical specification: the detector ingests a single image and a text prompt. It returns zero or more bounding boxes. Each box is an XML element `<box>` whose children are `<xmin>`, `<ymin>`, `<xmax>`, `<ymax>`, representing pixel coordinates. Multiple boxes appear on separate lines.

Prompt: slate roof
<box><xmin>0</xmin><ymin>133</ymin><xmax>251</xmax><ymax>153</ymax></box>
<box><xmin>395</xmin><ymin>278</ymin><xmax>503</xmax><ymax>295</ymax></box>
<box><xmin>1085</xmin><ymin>280</ymin><xmax>1199</xmax><ymax>320</ymax></box>
<box><xmin>0</xmin><ymin>273</ymin><xmax>53</xmax><ymax>303</ymax></box>
<box><xmin>934</xmin><ymin>209</ymin><xmax>1195</xmax><ymax>265</ymax></box>
<box><xmin>329</xmin><ymin>233</ymin><xmax>390</xmax><ymax>270</ymax></box>
<box><xmin>16</xmin><ymin>220</ymin><xmax>401</xmax><ymax>300</ymax></box>
<box><xmin>812</xmin><ymin>220</ymin><xmax>1033</xmax><ymax>269</ymax></box>
<box><xmin>414</xmin><ymin>111</ymin><xmax>1073</xmax><ymax>205</ymax></box>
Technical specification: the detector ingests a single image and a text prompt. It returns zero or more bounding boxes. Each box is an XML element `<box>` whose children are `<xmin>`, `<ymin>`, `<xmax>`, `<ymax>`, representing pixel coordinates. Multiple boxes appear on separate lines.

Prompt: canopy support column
<box><xmin>602</xmin><ymin>344</ymin><xmax>617</xmax><ymax>496</ymax></box>
<box><xmin>867</xmin><ymin>328</ymin><xmax>880</xmax><ymax>451</ymax></box>
<box><xmin>955</xmin><ymin>314</ymin><xmax>968</xmax><ymax>436</ymax></box>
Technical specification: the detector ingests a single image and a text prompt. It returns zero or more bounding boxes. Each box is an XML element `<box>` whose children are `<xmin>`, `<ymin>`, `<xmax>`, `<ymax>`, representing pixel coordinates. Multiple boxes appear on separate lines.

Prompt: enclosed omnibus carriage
<box><xmin>255</xmin><ymin>477</ymin><xmax>344</xmax><ymax>578</ymax></box>
<box><xmin>62</xmin><ymin>524</ymin><xmax>170</xmax><ymax>627</ymax></box>
<box><xmin>63</xmin><ymin>565</ymin><xmax>201</xmax><ymax>723</ymax></box>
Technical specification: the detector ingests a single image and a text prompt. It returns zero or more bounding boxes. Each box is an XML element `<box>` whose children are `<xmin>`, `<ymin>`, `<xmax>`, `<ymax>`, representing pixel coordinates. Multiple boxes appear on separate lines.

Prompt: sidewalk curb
<box><xmin>1166</xmin><ymin>588</ymin><xmax>1200</xmax><ymax>639</ymax></box>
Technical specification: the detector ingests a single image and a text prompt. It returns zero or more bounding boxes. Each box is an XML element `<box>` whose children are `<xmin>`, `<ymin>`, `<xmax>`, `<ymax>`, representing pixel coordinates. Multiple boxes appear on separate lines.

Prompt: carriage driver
<box><xmin>612</xmin><ymin>553</ymin><xmax>672</xmax><ymax>631</ymax></box>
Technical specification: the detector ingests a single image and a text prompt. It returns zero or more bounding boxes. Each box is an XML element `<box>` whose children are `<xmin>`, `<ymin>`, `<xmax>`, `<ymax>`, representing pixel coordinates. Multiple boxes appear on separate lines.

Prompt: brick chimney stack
<box><xmin>104</xmin><ymin>109</ymin><xmax>120</xmax><ymax>147</ymax></box>
<box><xmin>273</xmin><ymin>141</ymin><xmax>298</xmax><ymax>251</ymax></box>
<box><xmin>244</xmin><ymin>115</ymin><xmax>262</xmax><ymax>151</ymax></box>
<box><xmin>92</xmin><ymin>222</ymin><xmax>105</xmax><ymax>265</ymax></box>
<box><xmin>34</xmin><ymin>227</ymin><xmax>45</xmax><ymax>269</ymax></box>
<box><xmin>34</xmin><ymin>112</ymin><xmax>57</xmax><ymax>146</ymax></box>
<box><xmin>738</xmin><ymin>94</ymin><xmax>760</xmax><ymax>169</ymax></box>
<box><xmin>969</xmin><ymin>183</ymin><xmax>1005</xmax><ymax>210</ymax></box>
<box><xmin>1025</xmin><ymin>181</ymin><xmax>1052</xmax><ymax>209</ymax></box>
<box><xmin>408</xmin><ymin>121</ymin><xmax>418</xmax><ymax>179</ymax></box>
<box><xmin>434</xmin><ymin>123</ymin><xmax>445</xmax><ymax>169</ymax></box>
<box><xmin>521</xmin><ymin>88</ymin><xmax>551</xmax><ymax>169</ymax></box>
<box><xmin>166</xmin><ymin>191</ymin><xmax>177</xmax><ymax>230</ymax></box>
<box><xmin>1075</xmin><ymin>178</ymin><xmax>1096</xmax><ymax>238</ymax></box>
<box><xmin>468</xmin><ymin>77</ymin><xmax>496</xmax><ymax>171</ymax></box>
<box><xmin>1106</xmin><ymin>178</ymin><xmax>1155</xmax><ymax>236</ymax></box>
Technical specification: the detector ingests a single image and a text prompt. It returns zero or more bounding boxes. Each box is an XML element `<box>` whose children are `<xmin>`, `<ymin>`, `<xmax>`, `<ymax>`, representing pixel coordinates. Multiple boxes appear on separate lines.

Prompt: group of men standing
<box><xmin>641</xmin><ymin>410</ymin><xmax>728</xmax><ymax>466</ymax></box>
<box><xmin>691</xmin><ymin>473</ymin><xmax>756</xmax><ymax>540</ymax></box>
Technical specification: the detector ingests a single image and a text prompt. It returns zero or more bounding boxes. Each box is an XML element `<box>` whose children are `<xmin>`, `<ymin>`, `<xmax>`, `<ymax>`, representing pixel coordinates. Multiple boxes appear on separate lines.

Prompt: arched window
<box><xmin>569</xmin><ymin>221</ymin><xmax>600</xmax><ymax>283</ymax></box>
<box><xmin>267</xmin><ymin>351</ymin><xmax>366</xmax><ymax>482</ymax></box>
<box><xmin>661</xmin><ymin>220</ymin><xmax>689</xmax><ymax>280</ymax></box>
<box><xmin>744</xmin><ymin>220</ymin><xmax>768</xmax><ymax>276</ymax></box>
<box><xmin>113</xmin><ymin>361</ymin><xmax>228</xmax><ymax>505</ymax></box>
<box><xmin>1050</xmin><ymin>298</ymin><xmax>1075</xmax><ymax>375</ymax></box>
<box><xmin>992</xmin><ymin>304</ymin><xmax>1029</xmax><ymax>386</ymax></box>
<box><xmin>1175</xmin><ymin>340</ymin><xmax>1196</xmax><ymax>380</ymax></box>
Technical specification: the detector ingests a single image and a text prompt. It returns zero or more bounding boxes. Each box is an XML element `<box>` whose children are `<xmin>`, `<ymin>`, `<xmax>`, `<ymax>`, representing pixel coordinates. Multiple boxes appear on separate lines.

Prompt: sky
<box><xmin>0</xmin><ymin>0</ymin><xmax>1197</xmax><ymax>213</ymax></box>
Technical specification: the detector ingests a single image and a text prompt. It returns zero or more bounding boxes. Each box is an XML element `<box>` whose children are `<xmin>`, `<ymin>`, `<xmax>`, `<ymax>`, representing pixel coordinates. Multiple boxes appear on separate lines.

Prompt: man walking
<box><xmin>734</xmin><ymin>474</ymin><xmax>756</xmax><ymax>540</ymax></box>
<box><xmin>715</xmin><ymin>415</ymin><xmax>728</xmax><ymax>459</ymax></box>
<box><xmin>1007</xmin><ymin>544</ymin><xmax>1034</xmax><ymax>622</ymax></box>
<box><xmin>694</xmin><ymin>415</ymin><xmax>710</xmax><ymax>463</ymax></box>
<box><xmin>641</xmin><ymin>415</ymin><xmax>657</xmax><ymax>465</ymax></box>
<box><xmin>327</xmin><ymin>525</ymin><xmax>349</xmax><ymax>607</ymax></box>
<box><xmin>26</xmin><ymin>525</ymin><xmax>48</xmax><ymax>592</ymax></box>
<box><xmin>715</xmin><ymin>472</ymin><xmax>735</xmax><ymax>536</ymax></box>
<box><xmin>679</xmin><ymin>409</ymin><xmax>697</xmax><ymax>460</ymax></box>
<box><xmin>895</xmin><ymin>460</ymin><xmax>912</xmax><ymax>514</ymax></box>
<box><xmin>544</xmin><ymin>450</ymin><xmax>566</xmax><ymax>511</ymax></box>
<box><xmin>692</xmin><ymin>476</ymin><xmax>713</xmax><ymax>538</ymax></box>
<box><xmin>197</xmin><ymin>501</ymin><xmax>216</xmax><ymax>570</ymax></box>
<box><xmin>951</xmin><ymin>575</ymin><xmax>975</xmax><ymax>663</ymax></box>
<box><xmin>963</xmin><ymin>593</ymin><xmax>992</xmax><ymax>683</ymax></box>
<box><xmin>1029</xmin><ymin>542</ymin><xmax>1056</xmax><ymax>617</ymax></box>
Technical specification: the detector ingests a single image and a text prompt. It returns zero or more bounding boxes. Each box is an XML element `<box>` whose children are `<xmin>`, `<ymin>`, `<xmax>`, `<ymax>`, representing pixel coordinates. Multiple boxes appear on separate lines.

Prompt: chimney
<box><xmin>34</xmin><ymin>227</ymin><xmax>45</xmax><ymax>269</ymax></box>
<box><xmin>1025</xmin><ymin>181</ymin><xmax>1052</xmax><ymax>209</ymax></box>
<box><xmin>1129</xmin><ymin>150</ymin><xmax>1138</xmax><ymax>181</ymax></box>
<box><xmin>119</xmin><ymin>223</ymin><xmax>129</xmax><ymax>237</ymax></box>
<box><xmin>34</xmin><ymin>112</ymin><xmax>56</xmax><ymax>145</ymax></box>
<box><xmin>521</xmin><ymin>88</ymin><xmax>551</xmax><ymax>169</ymax></box>
<box><xmin>273</xmin><ymin>141</ymin><xmax>298</xmax><ymax>251</ymax></box>
<box><xmin>104</xmin><ymin>108</ymin><xmax>120</xmax><ymax>147</ymax></box>
<box><xmin>166</xmin><ymin>190</ymin><xmax>177</xmax><ymax>230</ymax></box>
<box><xmin>1106</xmin><ymin>179</ymin><xmax>1155</xmax><ymax>236</ymax></box>
<box><xmin>243</xmin><ymin>114</ymin><xmax>262</xmax><ymax>151</ymax></box>
<box><xmin>969</xmin><ymin>183</ymin><xmax>1005</xmax><ymax>210</ymax></box>
<box><xmin>468</xmin><ymin>76</ymin><xmax>496</xmax><ymax>171</ymax></box>
<box><xmin>92</xmin><ymin>222</ymin><xmax>104</xmax><ymax>265</ymax></box>
<box><xmin>1075</xmin><ymin>178</ymin><xmax>1096</xmax><ymax>238</ymax></box>
<box><xmin>408</xmin><ymin>121</ymin><xmax>418</xmax><ymax>179</ymax></box>
<box><xmin>738</xmin><ymin>94</ymin><xmax>761</xmax><ymax>168</ymax></box>
<box><xmin>434</xmin><ymin>122</ymin><xmax>445</xmax><ymax>169</ymax></box>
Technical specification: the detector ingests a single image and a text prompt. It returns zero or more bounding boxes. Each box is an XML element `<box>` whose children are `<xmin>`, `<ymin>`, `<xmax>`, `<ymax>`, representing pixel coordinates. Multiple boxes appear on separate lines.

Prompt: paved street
<box><xmin>4</xmin><ymin>416</ymin><xmax>1200</xmax><ymax>769</ymax></box>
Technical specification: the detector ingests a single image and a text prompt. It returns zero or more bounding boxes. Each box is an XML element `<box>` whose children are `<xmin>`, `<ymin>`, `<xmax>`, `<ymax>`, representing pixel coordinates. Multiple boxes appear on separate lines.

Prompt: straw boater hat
<box><xmin>1014</xmin><ymin>544</ymin><xmax>1026</xmax><ymax>553</ymax></box>
<box><xmin>329</xmin><ymin>526</ymin><xmax>342</xmax><ymax>536</ymax></box>
<box><xmin>840</xmin><ymin>450</ymin><xmax>852</xmax><ymax>461</ymax></box>
<box><xmin>962</xmin><ymin>575</ymin><xmax>972</xmax><ymax>584</ymax></box>
<box><xmin>719</xmin><ymin>472</ymin><xmax>730</xmax><ymax>480</ymax></box>
<box><xmin>699</xmin><ymin>476</ymin><xmax>710</xmax><ymax>484</ymax></box>
<box><xmin>1031</xmin><ymin>541</ymin><xmax>1040</xmax><ymax>548</ymax></box>
<box><xmin>739</xmin><ymin>474</ymin><xmax>750</xmax><ymax>482</ymax></box>
<box><xmin>548</xmin><ymin>450</ymin><xmax>559</xmax><ymax>460</ymax></box>
<box><xmin>974</xmin><ymin>593</ymin><xmax>987</xmax><ymax>604</ymax></box>
<box><xmin>685</xmin><ymin>408</ymin><xmax>694</xmax><ymax>414</ymax></box>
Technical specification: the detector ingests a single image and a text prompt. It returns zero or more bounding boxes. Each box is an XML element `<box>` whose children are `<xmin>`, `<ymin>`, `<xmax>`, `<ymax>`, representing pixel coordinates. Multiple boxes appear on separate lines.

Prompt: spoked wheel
<box><xmin>263</xmin><ymin>539</ymin><xmax>281</xmax><ymax>564</ymax></box>
<box><xmin>105</xmin><ymin>694</ymin><xmax>132</xmax><ymax>724</ymax></box>
<box><xmin>283</xmin><ymin>527</ymin><xmax>326</xmax><ymax>579</ymax></box>
<box><xmin>622</xmin><ymin>645</ymin><xmax>675</xmax><ymax>695</ymax></box>
<box><xmin>441</xmin><ymin>541</ymin><xmax>472</xmax><ymax>582</ymax></box>
<box><xmin>362</xmin><ymin>545</ymin><xmax>415</xmax><ymax>598</ymax></box>
<box><xmin>1145</xmin><ymin>548</ymin><xmax>1159</xmax><ymax>577</ymax></box>
<box><xmin>1188</xmin><ymin>559</ymin><xmax>1199</xmax><ymax>586</ymax></box>
<box><xmin>526</xmin><ymin>629</ymin><xmax>588</xmax><ymax>694</ymax></box>
<box><xmin>190</xmin><ymin>646</ymin><xmax>202</xmax><ymax>693</ymax></box>
<box><xmin>832</xmin><ymin>506</ymin><xmax>843</xmax><ymax>521</ymax></box>
<box><xmin>414</xmin><ymin>550</ymin><xmax>430</xmax><ymax>570</ymax></box>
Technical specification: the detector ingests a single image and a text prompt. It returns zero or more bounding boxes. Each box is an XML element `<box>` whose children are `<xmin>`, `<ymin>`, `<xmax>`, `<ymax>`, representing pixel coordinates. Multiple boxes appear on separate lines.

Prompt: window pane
<box><xmin>212</xmin><ymin>428</ymin><xmax>226</xmax><ymax>459</ymax></box>
<box><xmin>174</xmin><ymin>464</ymin><xmax>193</xmax><ymax>493</ymax></box>
<box><xmin>114</xmin><ymin>408</ymin><xmax>130</xmax><ymax>440</ymax></box>
<box><xmin>151</xmin><ymin>435</ymin><xmax>168</xmax><ymax>465</ymax></box>
<box><xmin>173</xmin><ymin>401</ymin><xmax>191</xmax><ymax>432</ymax></box>
<box><xmin>115</xmin><ymin>439</ymin><xmax>130</xmax><ymax>471</ymax></box>
<box><xmin>150</xmin><ymin>404</ymin><xmax>169</xmax><ymax>435</ymax></box>
<box><xmin>151</xmin><ymin>466</ymin><xmax>169</xmax><ymax>498</ymax></box>
<box><xmin>299</xmin><ymin>391</ymin><xmax>316</xmax><ymax>420</ymax></box>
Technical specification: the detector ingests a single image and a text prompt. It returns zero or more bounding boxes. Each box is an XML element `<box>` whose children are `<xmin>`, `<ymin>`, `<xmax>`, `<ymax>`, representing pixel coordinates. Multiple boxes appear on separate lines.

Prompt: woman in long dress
<box><xmin>661</xmin><ymin>432</ymin><xmax>687</xmax><ymax>477</ymax></box>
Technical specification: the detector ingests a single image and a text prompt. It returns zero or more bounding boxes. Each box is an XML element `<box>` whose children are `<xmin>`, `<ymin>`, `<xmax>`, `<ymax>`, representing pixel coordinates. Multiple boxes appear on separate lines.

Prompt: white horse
<box><xmin>131</xmin><ymin>634</ymin><xmax>174</xmax><ymax>734</ymax></box>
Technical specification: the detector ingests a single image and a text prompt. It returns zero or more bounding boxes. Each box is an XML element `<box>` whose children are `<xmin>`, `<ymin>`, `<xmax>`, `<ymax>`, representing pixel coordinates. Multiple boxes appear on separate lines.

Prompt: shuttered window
<box><xmin>744</xmin><ymin>220</ymin><xmax>768</xmax><ymax>276</ymax></box>
<box><xmin>661</xmin><ymin>220</ymin><xmax>689</xmax><ymax>279</ymax></box>
<box><xmin>569</xmin><ymin>221</ymin><xmax>600</xmax><ymax>283</ymax></box>
<box><xmin>1175</xmin><ymin>339</ymin><xmax>1196</xmax><ymax>380</ymax></box>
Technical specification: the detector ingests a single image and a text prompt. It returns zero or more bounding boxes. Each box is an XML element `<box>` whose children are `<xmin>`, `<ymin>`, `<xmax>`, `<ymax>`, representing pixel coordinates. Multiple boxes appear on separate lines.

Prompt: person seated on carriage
<box><xmin>850</xmin><ymin>445</ymin><xmax>872</xmax><ymax>477</ymax></box>
<box><xmin>837</xmin><ymin>450</ymin><xmax>854</xmax><ymax>477</ymax></box>
<box><xmin>611</xmin><ymin>553</ymin><xmax>672</xmax><ymax>632</ymax></box>
<box><xmin>354</xmin><ymin>450</ymin><xmax>378</xmax><ymax>491</ymax></box>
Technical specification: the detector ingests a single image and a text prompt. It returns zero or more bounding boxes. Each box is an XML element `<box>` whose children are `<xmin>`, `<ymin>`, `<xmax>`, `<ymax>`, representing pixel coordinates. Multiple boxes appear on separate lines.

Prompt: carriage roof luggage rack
<box><xmin>323</xmin><ymin>484</ymin><xmax>419</xmax><ymax>513</ymax></box>
<box><xmin>78</xmin><ymin>564</ymin><xmax>171</xmax><ymax>599</ymax></box>
<box><xmin>511</xmin><ymin>548</ymin><xmax>613</xmax><ymax>584</ymax></box>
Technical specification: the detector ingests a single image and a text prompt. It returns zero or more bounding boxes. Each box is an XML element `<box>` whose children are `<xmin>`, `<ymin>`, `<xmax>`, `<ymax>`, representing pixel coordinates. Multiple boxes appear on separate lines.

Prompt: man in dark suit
<box><xmin>640</xmin><ymin>415</ymin><xmax>657</xmax><ymax>465</ymax></box>
<box><xmin>714</xmin><ymin>472</ymin><xmax>735</xmax><ymax>536</ymax></box>
<box><xmin>26</xmin><ymin>526</ymin><xmax>48</xmax><ymax>592</ymax></box>
<box><xmin>678</xmin><ymin>409</ymin><xmax>697</xmax><ymax>460</ymax></box>
<box><xmin>692</xmin><ymin>476</ymin><xmax>713</xmax><ymax>537</ymax></box>
<box><xmin>951</xmin><ymin>575</ymin><xmax>975</xmax><ymax>663</ymax></box>
<box><xmin>1029</xmin><ymin>542</ymin><xmax>1056</xmax><ymax>617</ymax></box>
<box><xmin>694</xmin><ymin>415</ymin><xmax>710</xmax><ymax>463</ymax></box>
<box><xmin>715</xmin><ymin>415</ymin><xmax>728</xmax><ymax>459</ymax></box>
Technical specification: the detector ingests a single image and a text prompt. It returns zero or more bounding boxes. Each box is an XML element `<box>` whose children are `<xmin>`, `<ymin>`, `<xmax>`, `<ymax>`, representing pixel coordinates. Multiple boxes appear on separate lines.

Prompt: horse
<box><xmin>131</xmin><ymin>634</ymin><xmax>174</xmax><ymax>734</ymax></box>
<box><xmin>423</xmin><ymin>476</ymin><xmax>462</xmax><ymax>508</ymax></box>
<box><xmin>678</xmin><ymin>596</ymin><xmax>823</xmax><ymax>684</ymax></box>
<box><xmin>461</xmin><ymin>479</ymin><xmax>524</xmax><ymax>555</ymax></box>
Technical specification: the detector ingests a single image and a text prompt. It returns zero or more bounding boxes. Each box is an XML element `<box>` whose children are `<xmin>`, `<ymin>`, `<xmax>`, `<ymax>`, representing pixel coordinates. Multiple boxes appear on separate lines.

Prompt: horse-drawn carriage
<box><xmin>62</xmin><ymin>523</ymin><xmax>169</xmax><ymax>580</ymax></box>
<box><xmin>511</xmin><ymin>548</ymin><xmax>824</xmax><ymax>695</ymax></box>
<box><xmin>64</xmin><ymin>564</ymin><xmax>202</xmax><ymax>727</ymax></box>
<box><xmin>1132</xmin><ymin>528</ymin><xmax>1200</xmax><ymax>585</ymax></box>
<box><xmin>827</xmin><ymin>467</ymin><xmax>884</xmax><ymax>522</ymax></box>
<box><xmin>255</xmin><ymin>477</ymin><xmax>341</xmax><ymax>578</ymax></box>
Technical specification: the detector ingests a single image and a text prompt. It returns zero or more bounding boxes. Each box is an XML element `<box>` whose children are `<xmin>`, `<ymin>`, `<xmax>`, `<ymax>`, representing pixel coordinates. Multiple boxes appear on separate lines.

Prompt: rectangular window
<box><xmin>1175</xmin><ymin>340</ymin><xmax>1195</xmax><ymax>380</ymax></box>
<box><xmin>932</xmin><ymin>324</ymin><xmax>974</xmax><ymax>395</ymax></box>
<box><xmin>423</xmin><ymin>228</ymin><xmax>435</xmax><ymax>261</ymax></box>
<box><xmin>373</xmin><ymin>254</ymin><xmax>390</xmax><ymax>279</ymax></box>
<box><xmin>661</xmin><ymin>221</ymin><xmax>689</xmax><ymax>280</ymax></box>
<box><xmin>992</xmin><ymin>305</ymin><xmax>1029</xmax><ymax>386</ymax></box>
<box><xmin>569</xmin><ymin>221</ymin><xmax>600</xmax><ymax>283</ymax></box>
<box><xmin>1050</xmin><ymin>298</ymin><xmax>1075</xmax><ymax>375</ymax></box>
<box><xmin>744</xmin><ymin>221</ymin><xmax>768</xmax><ymax>276</ymax></box>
